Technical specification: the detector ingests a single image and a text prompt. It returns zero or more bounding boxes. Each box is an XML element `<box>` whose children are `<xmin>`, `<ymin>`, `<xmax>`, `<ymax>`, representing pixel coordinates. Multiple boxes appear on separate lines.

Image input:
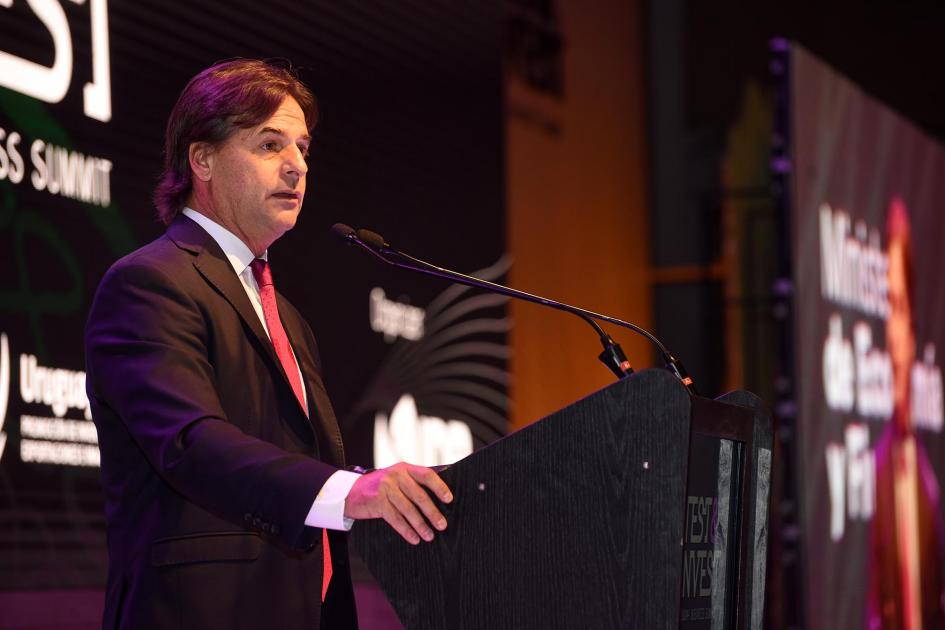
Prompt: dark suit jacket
<box><xmin>85</xmin><ymin>215</ymin><xmax>357</xmax><ymax>630</ymax></box>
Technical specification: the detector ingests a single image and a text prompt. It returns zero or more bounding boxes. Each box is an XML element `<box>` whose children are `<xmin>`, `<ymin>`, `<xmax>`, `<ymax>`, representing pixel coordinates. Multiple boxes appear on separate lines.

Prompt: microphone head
<box><xmin>356</xmin><ymin>228</ymin><xmax>388</xmax><ymax>249</ymax></box>
<box><xmin>330</xmin><ymin>223</ymin><xmax>356</xmax><ymax>242</ymax></box>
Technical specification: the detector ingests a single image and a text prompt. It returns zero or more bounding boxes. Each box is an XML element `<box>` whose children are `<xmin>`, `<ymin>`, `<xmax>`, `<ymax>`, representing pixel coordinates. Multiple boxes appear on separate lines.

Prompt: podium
<box><xmin>352</xmin><ymin>369</ymin><xmax>772</xmax><ymax>629</ymax></box>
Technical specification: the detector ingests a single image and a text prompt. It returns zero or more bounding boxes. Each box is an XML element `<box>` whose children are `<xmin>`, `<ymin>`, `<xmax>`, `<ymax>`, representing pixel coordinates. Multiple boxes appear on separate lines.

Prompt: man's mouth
<box><xmin>272</xmin><ymin>191</ymin><xmax>300</xmax><ymax>200</ymax></box>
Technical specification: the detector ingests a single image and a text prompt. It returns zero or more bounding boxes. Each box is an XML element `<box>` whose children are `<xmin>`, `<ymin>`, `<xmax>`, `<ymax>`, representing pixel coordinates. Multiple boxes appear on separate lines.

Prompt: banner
<box><xmin>792</xmin><ymin>45</ymin><xmax>945</xmax><ymax>628</ymax></box>
<box><xmin>0</xmin><ymin>1</ymin><xmax>505</xmax><ymax>589</ymax></box>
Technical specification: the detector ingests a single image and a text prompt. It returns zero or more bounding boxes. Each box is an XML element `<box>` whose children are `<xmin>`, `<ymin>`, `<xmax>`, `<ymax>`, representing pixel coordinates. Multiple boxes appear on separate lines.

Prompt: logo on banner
<box><xmin>0</xmin><ymin>333</ymin><xmax>9</xmax><ymax>460</ymax></box>
<box><xmin>0</xmin><ymin>0</ymin><xmax>112</xmax><ymax>122</ymax></box>
<box><xmin>369</xmin><ymin>288</ymin><xmax>424</xmax><ymax>342</ymax></box>
<box><xmin>373</xmin><ymin>394</ymin><xmax>473</xmax><ymax>467</ymax></box>
<box><xmin>0</xmin><ymin>339</ymin><xmax>100</xmax><ymax>468</ymax></box>
<box><xmin>363</xmin><ymin>257</ymin><xmax>512</xmax><ymax>466</ymax></box>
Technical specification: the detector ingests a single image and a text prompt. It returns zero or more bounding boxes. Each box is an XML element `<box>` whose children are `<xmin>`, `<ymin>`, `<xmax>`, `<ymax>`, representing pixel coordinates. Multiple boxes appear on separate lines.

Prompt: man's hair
<box><xmin>886</xmin><ymin>196</ymin><xmax>915</xmax><ymax>310</ymax></box>
<box><xmin>153</xmin><ymin>59</ymin><xmax>318</xmax><ymax>225</ymax></box>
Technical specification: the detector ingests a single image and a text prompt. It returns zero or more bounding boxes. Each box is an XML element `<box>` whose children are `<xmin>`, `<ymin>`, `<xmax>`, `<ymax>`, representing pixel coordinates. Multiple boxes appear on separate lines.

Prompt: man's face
<box><xmin>202</xmin><ymin>96</ymin><xmax>310</xmax><ymax>254</ymax></box>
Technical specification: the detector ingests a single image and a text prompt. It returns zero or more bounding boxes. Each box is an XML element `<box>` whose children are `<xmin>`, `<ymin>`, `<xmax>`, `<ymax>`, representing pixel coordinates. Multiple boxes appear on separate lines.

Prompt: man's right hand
<box><xmin>344</xmin><ymin>463</ymin><xmax>453</xmax><ymax>545</ymax></box>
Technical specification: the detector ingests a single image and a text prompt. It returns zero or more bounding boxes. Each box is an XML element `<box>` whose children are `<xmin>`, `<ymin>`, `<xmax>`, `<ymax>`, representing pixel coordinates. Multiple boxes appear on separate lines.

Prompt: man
<box><xmin>867</xmin><ymin>198</ymin><xmax>945</xmax><ymax>629</ymax></box>
<box><xmin>85</xmin><ymin>59</ymin><xmax>451</xmax><ymax>630</ymax></box>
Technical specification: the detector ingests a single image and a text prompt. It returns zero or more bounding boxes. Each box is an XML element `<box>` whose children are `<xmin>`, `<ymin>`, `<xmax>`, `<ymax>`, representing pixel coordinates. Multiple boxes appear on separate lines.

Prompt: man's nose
<box><xmin>285</xmin><ymin>146</ymin><xmax>308</xmax><ymax>176</ymax></box>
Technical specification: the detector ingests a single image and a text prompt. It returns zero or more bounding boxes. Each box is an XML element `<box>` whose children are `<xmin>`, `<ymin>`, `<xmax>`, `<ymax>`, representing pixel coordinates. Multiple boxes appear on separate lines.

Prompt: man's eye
<box><xmin>298</xmin><ymin>145</ymin><xmax>310</xmax><ymax>158</ymax></box>
<box><xmin>262</xmin><ymin>141</ymin><xmax>279</xmax><ymax>151</ymax></box>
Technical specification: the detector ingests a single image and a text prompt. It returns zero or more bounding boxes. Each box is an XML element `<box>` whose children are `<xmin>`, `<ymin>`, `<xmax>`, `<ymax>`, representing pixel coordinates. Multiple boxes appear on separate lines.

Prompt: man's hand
<box><xmin>344</xmin><ymin>463</ymin><xmax>453</xmax><ymax>545</ymax></box>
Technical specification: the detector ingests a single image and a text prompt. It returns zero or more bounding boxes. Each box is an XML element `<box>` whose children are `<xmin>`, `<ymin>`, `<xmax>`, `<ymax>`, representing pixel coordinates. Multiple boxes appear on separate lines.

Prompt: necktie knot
<box><xmin>250</xmin><ymin>258</ymin><xmax>273</xmax><ymax>288</ymax></box>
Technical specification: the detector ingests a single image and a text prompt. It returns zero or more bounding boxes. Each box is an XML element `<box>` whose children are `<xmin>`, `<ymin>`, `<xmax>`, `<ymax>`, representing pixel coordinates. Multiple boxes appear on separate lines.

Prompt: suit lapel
<box><xmin>167</xmin><ymin>216</ymin><xmax>311</xmax><ymax>423</ymax></box>
<box><xmin>278</xmin><ymin>298</ymin><xmax>346</xmax><ymax>467</ymax></box>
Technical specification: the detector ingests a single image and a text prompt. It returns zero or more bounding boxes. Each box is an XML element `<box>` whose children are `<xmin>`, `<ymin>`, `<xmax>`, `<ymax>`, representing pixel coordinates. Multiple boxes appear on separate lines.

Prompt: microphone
<box><xmin>331</xmin><ymin>223</ymin><xmax>696</xmax><ymax>392</ymax></box>
<box><xmin>329</xmin><ymin>223</ymin><xmax>357</xmax><ymax>242</ymax></box>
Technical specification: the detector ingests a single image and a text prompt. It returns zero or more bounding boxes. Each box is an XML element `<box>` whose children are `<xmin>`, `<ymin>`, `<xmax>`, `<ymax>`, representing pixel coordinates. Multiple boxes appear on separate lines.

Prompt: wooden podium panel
<box><xmin>353</xmin><ymin>369</ymin><xmax>772</xmax><ymax>630</ymax></box>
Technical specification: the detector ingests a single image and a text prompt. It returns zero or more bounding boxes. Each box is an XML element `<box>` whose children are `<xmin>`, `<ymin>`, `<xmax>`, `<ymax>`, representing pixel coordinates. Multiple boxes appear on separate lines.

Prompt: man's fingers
<box><xmin>345</xmin><ymin>463</ymin><xmax>453</xmax><ymax>543</ymax></box>
<box><xmin>400</xmin><ymin>476</ymin><xmax>448</xmax><ymax>532</ymax></box>
<box><xmin>382</xmin><ymin>502</ymin><xmax>422</xmax><ymax>545</ymax></box>
<box><xmin>407</xmin><ymin>465</ymin><xmax>453</xmax><ymax>503</ymax></box>
<box><xmin>388</xmin><ymin>487</ymin><xmax>435</xmax><ymax>542</ymax></box>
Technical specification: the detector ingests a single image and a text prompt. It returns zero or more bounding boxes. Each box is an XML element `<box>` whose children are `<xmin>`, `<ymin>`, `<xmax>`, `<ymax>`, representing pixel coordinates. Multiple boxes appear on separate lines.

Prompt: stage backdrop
<box><xmin>790</xmin><ymin>45</ymin><xmax>945</xmax><ymax>628</ymax></box>
<box><xmin>0</xmin><ymin>0</ymin><xmax>505</xmax><ymax>594</ymax></box>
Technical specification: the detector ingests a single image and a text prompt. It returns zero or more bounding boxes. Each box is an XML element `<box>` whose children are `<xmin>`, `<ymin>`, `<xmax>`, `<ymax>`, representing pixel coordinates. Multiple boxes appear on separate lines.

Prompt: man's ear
<box><xmin>188</xmin><ymin>142</ymin><xmax>214</xmax><ymax>182</ymax></box>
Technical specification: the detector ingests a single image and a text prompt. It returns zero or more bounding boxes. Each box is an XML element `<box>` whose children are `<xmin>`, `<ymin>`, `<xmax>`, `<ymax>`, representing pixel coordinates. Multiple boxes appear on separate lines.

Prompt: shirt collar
<box><xmin>182</xmin><ymin>207</ymin><xmax>267</xmax><ymax>276</ymax></box>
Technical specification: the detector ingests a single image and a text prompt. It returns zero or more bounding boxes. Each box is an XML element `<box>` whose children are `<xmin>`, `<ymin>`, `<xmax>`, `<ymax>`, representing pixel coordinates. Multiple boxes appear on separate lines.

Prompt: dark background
<box><xmin>0</xmin><ymin>0</ymin><xmax>505</xmax><ymax>590</ymax></box>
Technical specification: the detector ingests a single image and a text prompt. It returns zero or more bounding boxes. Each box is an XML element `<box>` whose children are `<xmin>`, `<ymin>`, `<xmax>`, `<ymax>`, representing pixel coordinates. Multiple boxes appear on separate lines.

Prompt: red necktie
<box><xmin>249</xmin><ymin>259</ymin><xmax>333</xmax><ymax>602</ymax></box>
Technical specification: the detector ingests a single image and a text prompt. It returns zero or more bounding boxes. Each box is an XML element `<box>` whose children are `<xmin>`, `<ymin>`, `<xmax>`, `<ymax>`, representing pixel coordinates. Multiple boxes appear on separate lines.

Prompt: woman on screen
<box><xmin>868</xmin><ymin>198</ymin><xmax>945</xmax><ymax>630</ymax></box>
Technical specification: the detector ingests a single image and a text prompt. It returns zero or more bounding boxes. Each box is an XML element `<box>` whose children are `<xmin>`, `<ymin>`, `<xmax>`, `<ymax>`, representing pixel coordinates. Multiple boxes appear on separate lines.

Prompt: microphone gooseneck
<box><xmin>331</xmin><ymin>224</ymin><xmax>696</xmax><ymax>392</ymax></box>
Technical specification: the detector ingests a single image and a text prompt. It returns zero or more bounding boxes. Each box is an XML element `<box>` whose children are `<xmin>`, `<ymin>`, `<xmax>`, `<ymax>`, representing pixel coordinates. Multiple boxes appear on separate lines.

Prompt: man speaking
<box><xmin>85</xmin><ymin>59</ymin><xmax>452</xmax><ymax>629</ymax></box>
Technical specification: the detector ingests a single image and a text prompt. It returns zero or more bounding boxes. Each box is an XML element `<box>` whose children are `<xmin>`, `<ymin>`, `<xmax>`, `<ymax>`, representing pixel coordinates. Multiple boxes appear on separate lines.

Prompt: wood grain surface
<box><xmin>353</xmin><ymin>369</ymin><xmax>694</xmax><ymax>629</ymax></box>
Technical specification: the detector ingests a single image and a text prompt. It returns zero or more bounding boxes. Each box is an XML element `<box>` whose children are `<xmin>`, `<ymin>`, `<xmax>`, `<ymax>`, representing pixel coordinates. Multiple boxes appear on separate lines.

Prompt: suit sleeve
<box><xmin>85</xmin><ymin>257</ymin><xmax>335</xmax><ymax>550</ymax></box>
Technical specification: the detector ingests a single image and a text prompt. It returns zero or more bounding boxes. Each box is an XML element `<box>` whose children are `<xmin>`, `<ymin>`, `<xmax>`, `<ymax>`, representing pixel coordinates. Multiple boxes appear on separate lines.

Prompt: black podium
<box><xmin>353</xmin><ymin>369</ymin><xmax>772</xmax><ymax>629</ymax></box>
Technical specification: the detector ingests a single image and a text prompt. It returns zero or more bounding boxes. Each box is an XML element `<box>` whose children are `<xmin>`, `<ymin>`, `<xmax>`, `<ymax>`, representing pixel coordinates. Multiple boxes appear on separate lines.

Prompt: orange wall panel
<box><xmin>506</xmin><ymin>0</ymin><xmax>652</xmax><ymax>428</ymax></box>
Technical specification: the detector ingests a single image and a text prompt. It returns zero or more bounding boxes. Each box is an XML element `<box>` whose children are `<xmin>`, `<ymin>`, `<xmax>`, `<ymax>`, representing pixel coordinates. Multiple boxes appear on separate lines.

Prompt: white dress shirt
<box><xmin>183</xmin><ymin>208</ymin><xmax>359</xmax><ymax>531</ymax></box>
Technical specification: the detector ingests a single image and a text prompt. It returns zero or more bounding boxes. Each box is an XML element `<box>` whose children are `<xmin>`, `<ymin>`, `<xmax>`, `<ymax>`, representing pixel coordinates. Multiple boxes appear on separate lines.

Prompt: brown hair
<box><xmin>886</xmin><ymin>197</ymin><xmax>915</xmax><ymax>309</ymax></box>
<box><xmin>153</xmin><ymin>59</ymin><xmax>318</xmax><ymax>225</ymax></box>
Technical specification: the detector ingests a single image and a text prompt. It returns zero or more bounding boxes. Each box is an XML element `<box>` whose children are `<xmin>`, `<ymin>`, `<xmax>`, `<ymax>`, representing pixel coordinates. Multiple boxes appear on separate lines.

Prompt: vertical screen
<box><xmin>791</xmin><ymin>44</ymin><xmax>945</xmax><ymax>628</ymax></box>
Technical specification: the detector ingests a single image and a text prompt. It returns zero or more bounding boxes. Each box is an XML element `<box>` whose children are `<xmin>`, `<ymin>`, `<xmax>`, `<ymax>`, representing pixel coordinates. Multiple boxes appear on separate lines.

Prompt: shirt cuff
<box><xmin>305</xmin><ymin>469</ymin><xmax>361</xmax><ymax>531</ymax></box>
